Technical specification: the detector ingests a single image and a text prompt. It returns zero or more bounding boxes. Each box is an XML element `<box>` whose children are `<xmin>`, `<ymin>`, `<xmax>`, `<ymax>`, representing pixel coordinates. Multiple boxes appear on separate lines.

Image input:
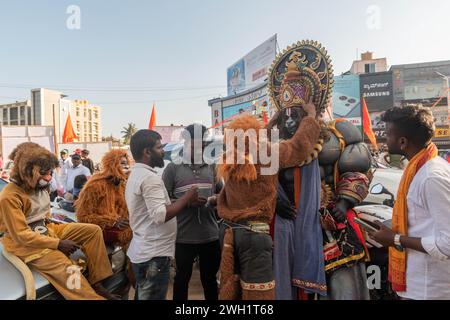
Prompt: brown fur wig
<box><xmin>217</xmin><ymin>114</ymin><xmax>264</xmax><ymax>184</ymax></box>
<box><xmin>75</xmin><ymin>149</ymin><xmax>131</xmax><ymax>247</ymax></box>
<box><xmin>8</xmin><ymin>142</ymin><xmax>59</xmax><ymax>192</ymax></box>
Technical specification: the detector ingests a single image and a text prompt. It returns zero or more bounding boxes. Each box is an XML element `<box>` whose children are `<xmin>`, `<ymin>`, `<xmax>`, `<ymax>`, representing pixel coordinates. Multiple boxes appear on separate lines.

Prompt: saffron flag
<box><xmin>148</xmin><ymin>103</ymin><xmax>156</xmax><ymax>130</ymax></box>
<box><xmin>62</xmin><ymin>113</ymin><xmax>77</xmax><ymax>143</ymax></box>
<box><xmin>361</xmin><ymin>97</ymin><xmax>378</xmax><ymax>149</ymax></box>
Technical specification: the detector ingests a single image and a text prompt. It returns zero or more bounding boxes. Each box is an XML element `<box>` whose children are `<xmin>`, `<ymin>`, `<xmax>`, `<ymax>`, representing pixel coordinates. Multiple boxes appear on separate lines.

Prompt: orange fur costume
<box><xmin>217</xmin><ymin>114</ymin><xmax>321</xmax><ymax>300</ymax></box>
<box><xmin>75</xmin><ymin>149</ymin><xmax>131</xmax><ymax>247</ymax></box>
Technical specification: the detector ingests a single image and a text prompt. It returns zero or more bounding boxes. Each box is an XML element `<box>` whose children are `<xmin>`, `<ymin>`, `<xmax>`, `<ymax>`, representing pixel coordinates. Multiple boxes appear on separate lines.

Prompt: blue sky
<box><xmin>1</xmin><ymin>0</ymin><xmax>449</xmax><ymax>137</ymax></box>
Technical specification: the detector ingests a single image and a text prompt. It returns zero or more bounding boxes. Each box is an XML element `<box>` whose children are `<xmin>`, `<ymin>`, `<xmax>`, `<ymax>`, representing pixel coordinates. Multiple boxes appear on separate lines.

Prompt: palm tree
<box><xmin>121</xmin><ymin>123</ymin><xmax>137</xmax><ymax>145</ymax></box>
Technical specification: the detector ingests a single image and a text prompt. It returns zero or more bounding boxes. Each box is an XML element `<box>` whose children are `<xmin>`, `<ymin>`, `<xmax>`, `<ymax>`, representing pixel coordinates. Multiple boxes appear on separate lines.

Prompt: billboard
<box><xmin>360</xmin><ymin>71</ymin><xmax>394</xmax><ymax>112</ymax></box>
<box><xmin>332</xmin><ymin>74</ymin><xmax>362</xmax><ymax>126</ymax></box>
<box><xmin>227</xmin><ymin>35</ymin><xmax>277</xmax><ymax>96</ymax></box>
<box><xmin>392</xmin><ymin>62</ymin><xmax>450</xmax><ymax>106</ymax></box>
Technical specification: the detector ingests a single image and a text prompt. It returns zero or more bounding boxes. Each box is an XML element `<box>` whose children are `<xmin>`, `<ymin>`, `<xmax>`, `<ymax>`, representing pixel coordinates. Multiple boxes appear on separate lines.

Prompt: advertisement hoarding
<box><xmin>360</xmin><ymin>71</ymin><xmax>394</xmax><ymax>112</ymax></box>
<box><xmin>332</xmin><ymin>74</ymin><xmax>362</xmax><ymax>128</ymax></box>
<box><xmin>227</xmin><ymin>35</ymin><xmax>277</xmax><ymax>96</ymax></box>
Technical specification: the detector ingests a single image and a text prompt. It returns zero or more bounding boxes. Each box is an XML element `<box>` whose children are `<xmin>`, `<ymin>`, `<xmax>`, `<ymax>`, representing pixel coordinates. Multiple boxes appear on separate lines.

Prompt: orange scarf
<box><xmin>388</xmin><ymin>143</ymin><xmax>438</xmax><ymax>292</ymax></box>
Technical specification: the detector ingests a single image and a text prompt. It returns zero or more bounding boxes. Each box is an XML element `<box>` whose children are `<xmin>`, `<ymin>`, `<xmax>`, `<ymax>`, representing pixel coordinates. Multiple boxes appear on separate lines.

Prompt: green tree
<box><xmin>121</xmin><ymin>123</ymin><xmax>137</xmax><ymax>145</ymax></box>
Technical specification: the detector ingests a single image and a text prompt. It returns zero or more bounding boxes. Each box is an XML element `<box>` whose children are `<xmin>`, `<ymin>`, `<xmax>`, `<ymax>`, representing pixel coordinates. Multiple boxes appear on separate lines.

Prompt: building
<box><xmin>3</xmin><ymin>88</ymin><xmax>105</xmax><ymax>143</ymax></box>
<box><xmin>0</xmin><ymin>100</ymin><xmax>33</xmax><ymax>126</ymax></box>
<box><xmin>390</xmin><ymin>61</ymin><xmax>450</xmax><ymax>148</ymax></box>
<box><xmin>72</xmin><ymin>100</ymin><xmax>102</xmax><ymax>142</ymax></box>
<box><xmin>350</xmin><ymin>52</ymin><xmax>388</xmax><ymax>75</ymax></box>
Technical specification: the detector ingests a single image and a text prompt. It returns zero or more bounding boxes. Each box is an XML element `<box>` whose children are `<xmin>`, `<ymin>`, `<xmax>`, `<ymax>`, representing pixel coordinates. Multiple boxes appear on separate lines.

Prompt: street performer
<box><xmin>269</xmin><ymin>40</ymin><xmax>372</xmax><ymax>300</ymax></box>
<box><xmin>0</xmin><ymin>142</ymin><xmax>116</xmax><ymax>300</ymax></box>
<box><xmin>76</xmin><ymin>149</ymin><xmax>132</xmax><ymax>248</ymax></box>
<box><xmin>216</xmin><ymin>88</ymin><xmax>321</xmax><ymax>298</ymax></box>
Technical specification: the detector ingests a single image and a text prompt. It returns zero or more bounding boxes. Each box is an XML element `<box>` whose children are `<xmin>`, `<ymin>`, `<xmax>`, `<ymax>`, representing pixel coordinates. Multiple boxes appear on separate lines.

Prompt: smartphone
<box><xmin>353</xmin><ymin>217</ymin><xmax>380</xmax><ymax>233</ymax></box>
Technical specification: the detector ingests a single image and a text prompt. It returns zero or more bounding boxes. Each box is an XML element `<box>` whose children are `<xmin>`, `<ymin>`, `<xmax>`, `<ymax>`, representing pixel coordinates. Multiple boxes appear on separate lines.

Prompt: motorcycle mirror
<box><xmin>370</xmin><ymin>183</ymin><xmax>384</xmax><ymax>195</ymax></box>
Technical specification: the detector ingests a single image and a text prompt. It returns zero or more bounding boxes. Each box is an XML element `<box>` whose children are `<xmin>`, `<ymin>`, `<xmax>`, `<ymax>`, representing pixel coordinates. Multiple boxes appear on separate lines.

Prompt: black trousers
<box><xmin>173</xmin><ymin>240</ymin><xmax>221</xmax><ymax>300</ymax></box>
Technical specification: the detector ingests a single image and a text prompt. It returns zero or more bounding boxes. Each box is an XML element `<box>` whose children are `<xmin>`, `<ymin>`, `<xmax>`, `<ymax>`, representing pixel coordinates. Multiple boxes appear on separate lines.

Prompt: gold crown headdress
<box><xmin>268</xmin><ymin>40</ymin><xmax>334</xmax><ymax>115</ymax></box>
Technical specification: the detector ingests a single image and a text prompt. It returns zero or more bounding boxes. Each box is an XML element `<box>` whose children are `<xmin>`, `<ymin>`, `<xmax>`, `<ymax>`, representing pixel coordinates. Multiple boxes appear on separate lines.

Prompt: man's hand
<box><xmin>58</xmin><ymin>240</ymin><xmax>80</xmax><ymax>256</ymax></box>
<box><xmin>113</xmin><ymin>217</ymin><xmax>130</xmax><ymax>230</ymax></box>
<box><xmin>207</xmin><ymin>195</ymin><xmax>218</xmax><ymax>207</ymax></box>
<box><xmin>367</xmin><ymin>221</ymin><xmax>396</xmax><ymax>247</ymax></box>
<box><xmin>189</xmin><ymin>196</ymin><xmax>208</xmax><ymax>208</ymax></box>
<box><xmin>184</xmin><ymin>186</ymin><xmax>207</xmax><ymax>208</ymax></box>
<box><xmin>303</xmin><ymin>98</ymin><xmax>316</xmax><ymax>119</ymax></box>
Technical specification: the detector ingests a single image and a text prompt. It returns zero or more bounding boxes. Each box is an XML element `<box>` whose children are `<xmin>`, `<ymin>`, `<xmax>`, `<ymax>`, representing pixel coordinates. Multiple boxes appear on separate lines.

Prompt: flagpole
<box><xmin>361</xmin><ymin>98</ymin><xmax>365</xmax><ymax>143</ymax></box>
<box><xmin>52</xmin><ymin>104</ymin><xmax>58</xmax><ymax>155</ymax></box>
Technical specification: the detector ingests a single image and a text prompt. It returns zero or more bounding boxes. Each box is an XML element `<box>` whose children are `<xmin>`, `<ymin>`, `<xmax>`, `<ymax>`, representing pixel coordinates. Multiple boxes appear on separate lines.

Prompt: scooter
<box><xmin>355</xmin><ymin>183</ymin><xmax>398</xmax><ymax>300</ymax></box>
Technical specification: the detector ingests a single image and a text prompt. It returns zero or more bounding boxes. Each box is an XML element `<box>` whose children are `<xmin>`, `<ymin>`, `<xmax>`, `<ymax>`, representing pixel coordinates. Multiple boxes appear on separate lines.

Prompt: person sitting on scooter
<box><xmin>0</xmin><ymin>142</ymin><xmax>118</xmax><ymax>300</ymax></box>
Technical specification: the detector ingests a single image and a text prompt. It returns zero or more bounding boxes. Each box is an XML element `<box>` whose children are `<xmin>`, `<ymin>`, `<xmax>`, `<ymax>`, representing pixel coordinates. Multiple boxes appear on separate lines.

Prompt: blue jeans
<box><xmin>132</xmin><ymin>257</ymin><xmax>171</xmax><ymax>300</ymax></box>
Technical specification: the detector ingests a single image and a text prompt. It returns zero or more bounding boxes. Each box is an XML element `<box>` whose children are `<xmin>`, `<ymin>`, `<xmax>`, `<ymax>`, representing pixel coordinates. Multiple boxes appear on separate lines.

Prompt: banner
<box><xmin>227</xmin><ymin>35</ymin><xmax>277</xmax><ymax>96</ymax></box>
<box><xmin>332</xmin><ymin>74</ymin><xmax>361</xmax><ymax>128</ymax></box>
<box><xmin>360</xmin><ymin>71</ymin><xmax>394</xmax><ymax>112</ymax></box>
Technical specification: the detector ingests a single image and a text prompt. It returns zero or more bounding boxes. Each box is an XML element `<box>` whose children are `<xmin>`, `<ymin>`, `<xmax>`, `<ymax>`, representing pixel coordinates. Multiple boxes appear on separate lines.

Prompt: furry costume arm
<box><xmin>75</xmin><ymin>180</ymin><xmax>119</xmax><ymax>229</ymax></box>
<box><xmin>0</xmin><ymin>196</ymin><xmax>59</xmax><ymax>250</ymax></box>
<box><xmin>279</xmin><ymin>116</ymin><xmax>321</xmax><ymax>169</ymax></box>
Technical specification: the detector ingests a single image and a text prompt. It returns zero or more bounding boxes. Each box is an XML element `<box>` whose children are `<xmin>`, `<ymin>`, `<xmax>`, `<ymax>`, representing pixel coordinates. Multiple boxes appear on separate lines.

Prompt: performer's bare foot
<box><xmin>92</xmin><ymin>283</ymin><xmax>121</xmax><ymax>300</ymax></box>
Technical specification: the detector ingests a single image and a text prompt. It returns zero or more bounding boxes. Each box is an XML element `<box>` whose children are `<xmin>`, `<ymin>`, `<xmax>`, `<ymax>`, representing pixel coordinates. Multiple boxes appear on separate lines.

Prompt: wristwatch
<box><xmin>394</xmin><ymin>234</ymin><xmax>404</xmax><ymax>252</ymax></box>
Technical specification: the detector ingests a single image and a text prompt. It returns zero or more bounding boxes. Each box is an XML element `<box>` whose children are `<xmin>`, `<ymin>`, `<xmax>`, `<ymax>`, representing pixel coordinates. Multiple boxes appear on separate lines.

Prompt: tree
<box><xmin>121</xmin><ymin>123</ymin><xmax>137</xmax><ymax>145</ymax></box>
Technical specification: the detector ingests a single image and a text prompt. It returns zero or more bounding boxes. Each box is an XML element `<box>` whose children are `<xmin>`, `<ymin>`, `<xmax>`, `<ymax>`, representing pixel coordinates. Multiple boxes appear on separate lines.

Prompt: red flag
<box><xmin>62</xmin><ymin>113</ymin><xmax>77</xmax><ymax>143</ymax></box>
<box><xmin>148</xmin><ymin>103</ymin><xmax>156</xmax><ymax>130</ymax></box>
<box><xmin>361</xmin><ymin>97</ymin><xmax>378</xmax><ymax>150</ymax></box>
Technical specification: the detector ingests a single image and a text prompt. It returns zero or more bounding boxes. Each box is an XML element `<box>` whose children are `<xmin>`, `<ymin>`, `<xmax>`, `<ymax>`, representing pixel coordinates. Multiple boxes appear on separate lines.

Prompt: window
<box><xmin>76</xmin><ymin>107</ymin><xmax>80</xmax><ymax>117</ymax></box>
<box><xmin>365</xmin><ymin>63</ymin><xmax>376</xmax><ymax>73</ymax></box>
<box><xmin>76</xmin><ymin>121</ymin><xmax>80</xmax><ymax>131</ymax></box>
<box><xmin>94</xmin><ymin>111</ymin><xmax>98</xmax><ymax>119</ymax></box>
<box><xmin>10</xmin><ymin>107</ymin><xmax>18</xmax><ymax>122</ymax></box>
<box><xmin>2</xmin><ymin>109</ymin><xmax>7</xmax><ymax>122</ymax></box>
<box><xmin>89</xmin><ymin>122</ymin><xmax>92</xmax><ymax>132</ymax></box>
<box><xmin>19</xmin><ymin>106</ymin><xmax>26</xmax><ymax>125</ymax></box>
<box><xmin>88</xmin><ymin>110</ymin><xmax>92</xmax><ymax>121</ymax></box>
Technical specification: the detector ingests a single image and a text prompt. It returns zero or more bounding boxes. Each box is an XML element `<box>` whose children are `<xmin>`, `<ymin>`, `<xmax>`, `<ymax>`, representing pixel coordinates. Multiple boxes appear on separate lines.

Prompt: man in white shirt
<box><xmin>64</xmin><ymin>153</ymin><xmax>91</xmax><ymax>193</ymax></box>
<box><xmin>125</xmin><ymin>129</ymin><xmax>201</xmax><ymax>300</ymax></box>
<box><xmin>369</xmin><ymin>105</ymin><xmax>450</xmax><ymax>300</ymax></box>
<box><xmin>57</xmin><ymin>149</ymin><xmax>72</xmax><ymax>186</ymax></box>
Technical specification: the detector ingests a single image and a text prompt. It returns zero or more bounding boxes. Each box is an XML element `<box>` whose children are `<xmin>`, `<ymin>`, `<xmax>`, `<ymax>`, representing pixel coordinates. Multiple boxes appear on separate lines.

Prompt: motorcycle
<box><xmin>355</xmin><ymin>183</ymin><xmax>398</xmax><ymax>300</ymax></box>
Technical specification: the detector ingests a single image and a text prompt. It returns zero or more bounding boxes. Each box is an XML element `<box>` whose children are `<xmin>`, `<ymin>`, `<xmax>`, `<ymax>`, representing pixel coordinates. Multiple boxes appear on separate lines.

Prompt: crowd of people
<box><xmin>1</xmin><ymin>41</ymin><xmax>450</xmax><ymax>301</ymax></box>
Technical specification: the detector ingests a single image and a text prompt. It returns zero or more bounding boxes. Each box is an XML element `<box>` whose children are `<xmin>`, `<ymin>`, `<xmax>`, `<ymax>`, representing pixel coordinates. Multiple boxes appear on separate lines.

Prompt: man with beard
<box><xmin>0</xmin><ymin>142</ymin><xmax>117</xmax><ymax>300</ymax></box>
<box><xmin>125</xmin><ymin>130</ymin><xmax>202</xmax><ymax>300</ymax></box>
